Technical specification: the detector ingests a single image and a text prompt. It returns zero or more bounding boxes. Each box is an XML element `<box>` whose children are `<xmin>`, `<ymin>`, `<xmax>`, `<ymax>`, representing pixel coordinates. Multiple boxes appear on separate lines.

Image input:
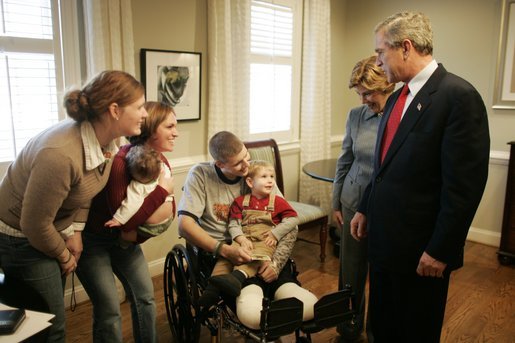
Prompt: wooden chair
<box><xmin>244</xmin><ymin>139</ymin><xmax>328</xmax><ymax>262</ymax></box>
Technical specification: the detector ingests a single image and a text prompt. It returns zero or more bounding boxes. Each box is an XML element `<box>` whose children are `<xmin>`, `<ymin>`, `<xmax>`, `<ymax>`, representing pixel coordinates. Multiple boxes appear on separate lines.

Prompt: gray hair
<box><xmin>375</xmin><ymin>11</ymin><xmax>433</xmax><ymax>56</ymax></box>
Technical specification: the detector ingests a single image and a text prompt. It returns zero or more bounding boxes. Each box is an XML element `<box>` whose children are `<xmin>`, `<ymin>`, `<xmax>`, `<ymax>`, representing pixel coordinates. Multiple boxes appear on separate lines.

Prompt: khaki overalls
<box><xmin>234</xmin><ymin>193</ymin><xmax>276</xmax><ymax>277</ymax></box>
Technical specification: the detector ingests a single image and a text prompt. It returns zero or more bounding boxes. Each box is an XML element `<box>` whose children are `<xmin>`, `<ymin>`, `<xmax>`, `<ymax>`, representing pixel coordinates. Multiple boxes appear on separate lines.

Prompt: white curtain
<box><xmin>207</xmin><ymin>0</ymin><xmax>251</xmax><ymax>140</ymax></box>
<box><xmin>207</xmin><ymin>0</ymin><xmax>332</xmax><ymax>213</ymax></box>
<box><xmin>82</xmin><ymin>0</ymin><xmax>136</xmax><ymax>77</ymax></box>
<box><xmin>298</xmin><ymin>0</ymin><xmax>332</xmax><ymax>213</ymax></box>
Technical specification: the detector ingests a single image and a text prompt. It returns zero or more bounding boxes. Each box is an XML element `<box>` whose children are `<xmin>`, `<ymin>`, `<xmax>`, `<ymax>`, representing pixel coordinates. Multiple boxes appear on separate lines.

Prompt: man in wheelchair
<box><xmin>175</xmin><ymin>131</ymin><xmax>354</xmax><ymax>342</ymax></box>
<box><xmin>177</xmin><ymin>131</ymin><xmax>318</xmax><ymax>330</ymax></box>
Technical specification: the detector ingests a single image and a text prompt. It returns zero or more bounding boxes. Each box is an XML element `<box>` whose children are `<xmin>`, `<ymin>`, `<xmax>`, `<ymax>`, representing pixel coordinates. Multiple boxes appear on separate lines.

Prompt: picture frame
<box><xmin>494</xmin><ymin>0</ymin><xmax>515</xmax><ymax>109</ymax></box>
<box><xmin>140</xmin><ymin>49</ymin><xmax>201</xmax><ymax>120</ymax></box>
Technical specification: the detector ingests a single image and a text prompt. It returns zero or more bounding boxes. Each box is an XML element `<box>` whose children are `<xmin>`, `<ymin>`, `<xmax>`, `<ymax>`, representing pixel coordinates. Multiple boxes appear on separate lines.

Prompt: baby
<box><xmin>105</xmin><ymin>145</ymin><xmax>174</xmax><ymax>243</ymax></box>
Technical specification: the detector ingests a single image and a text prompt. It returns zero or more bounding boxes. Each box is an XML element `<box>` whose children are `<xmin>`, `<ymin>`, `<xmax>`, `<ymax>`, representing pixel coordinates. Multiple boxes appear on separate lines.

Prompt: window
<box><xmin>0</xmin><ymin>0</ymin><xmax>80</xmax><ymax>163</ymax></box>
<box><xmin>249</xmin><ymin>0</ymin><xmax>302</xmax><ymax>142</ymax></box>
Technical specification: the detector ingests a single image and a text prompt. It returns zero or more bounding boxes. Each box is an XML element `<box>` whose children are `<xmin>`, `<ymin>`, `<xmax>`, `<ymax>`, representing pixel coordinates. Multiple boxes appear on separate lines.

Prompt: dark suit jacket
<box><xmin>359</xmin><ymin>64</ymin><xmax>490</xmax><ymax>273</ymax></box>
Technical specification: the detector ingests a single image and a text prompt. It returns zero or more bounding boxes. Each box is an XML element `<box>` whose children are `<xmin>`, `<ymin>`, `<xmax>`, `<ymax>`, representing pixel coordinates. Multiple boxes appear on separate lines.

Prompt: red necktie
<box><xmin>380</xmin><ymin>84</ymin><xmax>409</xmax><ymax>163</ymax></box>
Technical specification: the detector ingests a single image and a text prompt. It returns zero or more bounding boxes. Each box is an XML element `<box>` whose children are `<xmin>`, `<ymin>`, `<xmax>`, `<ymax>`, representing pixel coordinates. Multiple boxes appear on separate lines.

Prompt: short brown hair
<box><xmin>208</xmin><ymin>131</ymin><xmax>244</xmax><ymax>163</ymax></box>
<box><xmin>64</xmin><ymin>70</ymin><xmax>145</xmax><ymax>122</ymax></box>
<box><xmin>126</xmin><ymin>145</ymin><xmax>162</xmax><ymax>184</ymax></box>
<box><xmin>349</xmin><ymin>55</ymin><xmax>394</xmax><ymax>95</ymax></box>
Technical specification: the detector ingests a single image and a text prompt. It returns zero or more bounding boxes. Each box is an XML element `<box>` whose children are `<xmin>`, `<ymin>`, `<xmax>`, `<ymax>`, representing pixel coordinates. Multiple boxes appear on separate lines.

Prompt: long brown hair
<box><xmin>63</xmin><ymin>70</ymin><xmax>145</xmax><ymax>122</ymax></box>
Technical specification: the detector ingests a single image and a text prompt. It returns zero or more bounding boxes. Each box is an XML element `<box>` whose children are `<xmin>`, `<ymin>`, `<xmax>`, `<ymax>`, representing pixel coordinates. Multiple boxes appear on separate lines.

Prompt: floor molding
<box><xmin>466</xmin><ymin>226</ymin><xmax>501</xmax><ymax>248</ymax></box>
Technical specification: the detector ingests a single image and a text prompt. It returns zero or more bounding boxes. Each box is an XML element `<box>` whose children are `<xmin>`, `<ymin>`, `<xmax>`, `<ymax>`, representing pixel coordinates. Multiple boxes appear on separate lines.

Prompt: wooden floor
<box><xmin>66</xmin><ymin>231</ymin><xmax>515</xmax><ymax>342</ymax></box>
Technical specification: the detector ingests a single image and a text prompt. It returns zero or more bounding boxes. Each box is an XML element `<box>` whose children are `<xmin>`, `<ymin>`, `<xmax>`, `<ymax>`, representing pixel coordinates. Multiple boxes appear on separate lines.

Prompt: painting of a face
<box><xmin>157</xmin><ymin>66</ymin><xmax>190</xmax><ymax>106</ymax></box>
<box><xmin>143</xmin><ymin>49</ymin><xmax>201</xmax><ymax>120</ymax></box>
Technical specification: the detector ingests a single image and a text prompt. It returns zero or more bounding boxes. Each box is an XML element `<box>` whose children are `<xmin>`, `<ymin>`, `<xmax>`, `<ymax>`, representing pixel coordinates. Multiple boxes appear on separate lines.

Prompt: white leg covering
<box><xmin>236</xmin><ymin>284</ymin><xmax>264</xmax><ymax>330</ymax></box>
<box><xmin>274</xmin><ymin>282</ymin><xmax>318</xmax><ymax>321</ymax></box>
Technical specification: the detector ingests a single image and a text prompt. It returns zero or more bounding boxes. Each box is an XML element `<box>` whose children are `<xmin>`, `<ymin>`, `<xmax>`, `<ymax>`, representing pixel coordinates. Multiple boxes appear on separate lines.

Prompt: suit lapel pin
<box><xmin>417</xmin><ymin>103</ymin><xmax>422</xmax><ymax>111</ymax></box>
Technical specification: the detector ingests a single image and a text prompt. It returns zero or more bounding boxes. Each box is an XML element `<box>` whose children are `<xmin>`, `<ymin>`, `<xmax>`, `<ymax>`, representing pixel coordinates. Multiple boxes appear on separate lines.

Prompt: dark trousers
<box><xmin>368</xmin><ymin>265</ymin><xmax>450</xmax><ymax>343</ymax></box>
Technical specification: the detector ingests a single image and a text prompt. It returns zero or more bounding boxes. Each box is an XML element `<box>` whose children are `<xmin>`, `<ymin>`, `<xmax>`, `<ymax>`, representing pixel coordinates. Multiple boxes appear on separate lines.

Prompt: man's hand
<box><xmin>416</xmin><ymin>251</ymin><xmax>447</xmax><ymax>278</ymax></box>
<box><xmin>220</xmin><ymin>243</ymin><xmax>252</xmax><ymax>265</ymax></box>
<box><xmin>65</xmin><ymin>231</ymin><xmax>83</xmax><ymax>262</ymax></box>
<box><xmin>350</xmin><ymin>212</ymin><xmax>367</xmax><ymax>241</ymax></box>
<box><xmin>257</xmin><ymin>261</ymin><xmax>278</xmax><ymax>283</ymax></box>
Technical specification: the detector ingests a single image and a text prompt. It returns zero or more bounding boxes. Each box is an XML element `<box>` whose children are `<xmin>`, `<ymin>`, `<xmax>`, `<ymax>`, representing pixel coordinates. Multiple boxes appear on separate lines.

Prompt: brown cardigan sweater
<box><xmin>0</xmin><ymin>119</ymin><xmax>112</xmax><ymax>258</ymax></box>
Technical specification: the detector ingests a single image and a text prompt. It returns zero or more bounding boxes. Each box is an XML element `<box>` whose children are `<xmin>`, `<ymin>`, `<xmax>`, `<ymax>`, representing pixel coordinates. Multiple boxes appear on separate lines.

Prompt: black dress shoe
<box><xmin>329</xmin><ymin>226</ymin><xmax>341</xmax><ymax>241</ymax></box>
<box><xmin>338</xmin><ymin>321</ymin><xmax>363</xmax><ymax>342</ymax></box>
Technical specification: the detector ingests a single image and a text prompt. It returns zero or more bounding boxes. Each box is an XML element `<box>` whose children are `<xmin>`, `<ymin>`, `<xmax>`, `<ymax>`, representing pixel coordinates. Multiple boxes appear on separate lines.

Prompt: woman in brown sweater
<box><xmin>0</xmin><ymin>70</ymin><xmax>153</xmax><ymax>342</ymax></box>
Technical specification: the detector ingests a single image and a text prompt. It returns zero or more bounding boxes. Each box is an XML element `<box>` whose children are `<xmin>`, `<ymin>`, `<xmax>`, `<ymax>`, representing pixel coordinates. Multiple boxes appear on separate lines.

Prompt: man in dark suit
<box><xmin>350</xmin><ymin>11</ymin><xmax>490</xmax><ymax>342</ymax></box>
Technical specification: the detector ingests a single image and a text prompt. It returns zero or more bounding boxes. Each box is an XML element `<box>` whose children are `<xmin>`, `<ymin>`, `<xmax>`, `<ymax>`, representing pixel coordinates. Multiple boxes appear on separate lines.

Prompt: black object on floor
<box><xmin>333</xmin><ymin>240</ymin><xmax>340</xmax><ymax>258</ymax></box>
<box><xmin>329</xmin><ymin>226</ymin><xmax>341</xmax><ymax>242</ymax></box>
<box><xmin>329</xmin><ymin>226</ymin><xmax>341</xmax><ymax>258</ymax></box>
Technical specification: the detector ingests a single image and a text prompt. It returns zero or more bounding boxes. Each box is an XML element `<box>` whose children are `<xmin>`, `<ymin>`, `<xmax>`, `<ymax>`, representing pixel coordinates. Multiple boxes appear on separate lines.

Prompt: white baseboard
<box><xmin>466</xmin><ymin>226</ymin><xmax>501</xmax><ymax>247</ymax></box>
<box><xmin>148</xmin><ymin>257</ymin><xmax>166</xmax><ymax>278</ymax></box>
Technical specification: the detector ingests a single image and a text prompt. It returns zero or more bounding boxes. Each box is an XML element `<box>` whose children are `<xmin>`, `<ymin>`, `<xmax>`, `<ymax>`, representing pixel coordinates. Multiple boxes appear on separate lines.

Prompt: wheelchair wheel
<box><xmin>164</xmin><ymin>244</ymin><xmax>201</xmax><ymax>343</ymax></box>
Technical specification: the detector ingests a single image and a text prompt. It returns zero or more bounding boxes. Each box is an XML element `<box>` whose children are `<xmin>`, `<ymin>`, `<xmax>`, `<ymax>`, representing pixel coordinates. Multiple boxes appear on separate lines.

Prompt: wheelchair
<box><xmin>164</xmin><ymin>243</ymin><xmax>355</xmax><ymax>342</ymax></box>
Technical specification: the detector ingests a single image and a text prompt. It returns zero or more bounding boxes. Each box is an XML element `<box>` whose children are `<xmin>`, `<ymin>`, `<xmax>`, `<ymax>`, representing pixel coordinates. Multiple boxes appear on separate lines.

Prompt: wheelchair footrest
<box><xmin>309</xmin><ymin>289</ymin><xmax>355</xmax><ymax>331</ymax></box>
<box><xmin>260</xmin><ymin>297</ymin><xmax>304</xmax><ymax>339</ymax></box>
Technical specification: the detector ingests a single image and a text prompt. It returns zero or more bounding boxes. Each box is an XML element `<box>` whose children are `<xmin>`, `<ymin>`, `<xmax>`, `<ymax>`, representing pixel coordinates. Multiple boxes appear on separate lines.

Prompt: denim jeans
<box><xmin>76</xmin><ymin>230</ymin><xmax>156</xmax><ymax>343</ymax></box>
<box><xmin>0</xmin><ymin>233</ymin><xmax>66</xmax><ymax>343</ymax></box>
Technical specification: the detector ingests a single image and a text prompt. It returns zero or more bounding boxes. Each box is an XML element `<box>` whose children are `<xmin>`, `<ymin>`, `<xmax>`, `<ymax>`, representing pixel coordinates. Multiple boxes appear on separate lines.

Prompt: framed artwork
<box><xmin>140</xmin><ymin>49</ymin><xmax>201</xmax><ymax>120</ymax></box>
<box><xmin>494</xmin><ymin>0</ymin><xmax>515</xmax><ymax>109</ymax></box>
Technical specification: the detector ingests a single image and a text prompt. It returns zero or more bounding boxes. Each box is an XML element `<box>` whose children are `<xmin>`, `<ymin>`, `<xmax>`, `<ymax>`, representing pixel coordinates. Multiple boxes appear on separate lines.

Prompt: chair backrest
<box><xmin>244</xmin><ymin>139</ymin><xmax>285</xmax><ymax>195</ymax></box>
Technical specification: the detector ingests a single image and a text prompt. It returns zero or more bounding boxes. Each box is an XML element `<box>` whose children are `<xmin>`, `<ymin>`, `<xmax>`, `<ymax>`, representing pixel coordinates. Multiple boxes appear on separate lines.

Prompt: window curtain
<box><xmin>207</xmin><ymin>0</ymin><xmax>251</xmax><ymax>140</ymax></box>
<box><xmin>298</xmin><ymin>0</ymin><xmax>332</xmax><ymax>213</ymax></box>
<box><xmin>207</xmin><ymin>0</ymin><xmax>332</xmax><ymax>214</ymax></box>
<box><xmin>82</xmin><ymin>0</ymin><xmax>136</xmax><ymax>77</ymax></box>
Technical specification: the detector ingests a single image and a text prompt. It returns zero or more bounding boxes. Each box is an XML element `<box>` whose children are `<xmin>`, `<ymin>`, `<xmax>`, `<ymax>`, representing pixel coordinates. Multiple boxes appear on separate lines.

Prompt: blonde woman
<box><xmin>332</xmin><ymin>56</ymin><xmax>394</xmax><ymax>341</ymax></box>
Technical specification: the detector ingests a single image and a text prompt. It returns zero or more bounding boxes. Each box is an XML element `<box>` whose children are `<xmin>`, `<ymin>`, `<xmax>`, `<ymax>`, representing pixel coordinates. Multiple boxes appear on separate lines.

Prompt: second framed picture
<box><xmin>141</xmin><ymin>48</ymin><xmax>201</xmax><ymax>121</ymax></box>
